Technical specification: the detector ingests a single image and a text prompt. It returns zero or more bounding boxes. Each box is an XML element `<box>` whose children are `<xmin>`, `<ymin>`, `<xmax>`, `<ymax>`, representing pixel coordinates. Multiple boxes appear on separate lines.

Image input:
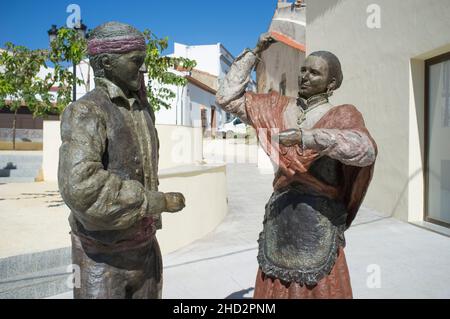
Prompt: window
<box><xmin>425</xmin><ymin>52</ymin><xmax>450</xmax><ymax>228</ymax></box>
<box><xmin>279</xmin><ymin>73</ymin><xmax>287</xmax><ymax>96</ymax></box>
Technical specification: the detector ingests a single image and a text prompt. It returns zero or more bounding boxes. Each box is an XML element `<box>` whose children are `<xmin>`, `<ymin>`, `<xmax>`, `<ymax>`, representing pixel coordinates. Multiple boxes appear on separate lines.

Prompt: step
<box><xmin>8</xmin><ymin>167</ymin><xmax>41</xmax><ymax>178</ymax></box>
<box><xmin>0</xmin><ymin>155</ymin><xmax>43</xmax><ymax>164</ymax></box>
<box><xmin>0</xmin><ymin>265</ymin><xmax>71</xmax><ymax>299</ymax></box>
<box><xmin>46</xmin><ymin>291</ymin><xmax>73</xmax><ymax>299</ymax></box>
<box><xmin>0</xmin><ymin>177</ymin><xmax>35</xmax><ymax>183</ymax></box>
<box><xmin>0</xmin><ymin>166</ymin><xmax>41</xmax><ymax>178</ymax></box>
<box><xmin>0</xmin><ymin>153</ymin><xmax>42</xmax><ymax>179</ymax></box>
<box><xmin>0</xmin><ymin>247</ymin><xmax>72</xmax><ymax>299</ymax></box>
<box><xmin>0</xmin><ymin>160</ymin><xmax>42</xmax><ymax>170</ymax></box>
<box><xmin>0</xmin><ymin>161</ymin><xmax>42</xmax><ymax>169</ymax></box>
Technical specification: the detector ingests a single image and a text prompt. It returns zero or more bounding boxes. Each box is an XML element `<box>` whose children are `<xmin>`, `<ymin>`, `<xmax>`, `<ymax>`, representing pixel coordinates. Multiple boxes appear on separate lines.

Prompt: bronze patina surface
<box><xmin>58</xmin><ymin>22</ymin><xmax>185</xmax><ymax>299</ymax></box>
<box><xmin>216</xmin><ymin>35</ymin><xmax>377</xmax><ymax>299</ymax></box>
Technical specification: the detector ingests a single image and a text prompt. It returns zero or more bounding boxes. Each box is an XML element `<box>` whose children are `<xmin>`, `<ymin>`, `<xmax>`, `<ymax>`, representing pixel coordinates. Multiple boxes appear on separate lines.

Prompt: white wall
<box><xmin>43</xmin><ymin>121</ymin><xmax>204</xmax><ymax>181</ymax></box>
<box><xmin>157</xmin><ymin>124</ymin><xmax>203</xmax><ymax>169</ymax></box>
<box><xmin>155</xmin><ymin>81</ymin><xmax>226</xmax><ymax>131</ymax></box>
<box><xmin>73</xmin><ymin>59</ymin><xmax>95</xmax><ymax>100</ymax></box>
<box><xmin>156</xmin><ymin>43</ymin><xmax>235</xmax><ymax>129</ymax></box>
<box><xmin>307</xmin><ymin>0</ymin><xmax>450</xmax><ymax>221</ymax></box>
<box><xmin>174</xmin><ymin>43</ymin><xmax>221</xmax><ymax>76</ymax></box>
<box><xmin>42</xmin><ymin>121</ymin><xmax>227</xmax><ymax>254</ymax></box>
<box><xmin>42</xmin><ymin>120</ymin><xmax>61</xmax><ymax>182</ymax></box>
<box><xmin>154</xmin><ymin>82</ymin><xmax>184</xmax><ymax>126</ymax></box>
<box><xmin>157</xmin><ymin>165</ymin><xmax>228</xmax><ymax>254</ymax></box>
<box><xmin>257</xmin><ymin>42</ymin><xmax>305</xmax><ymax>97</ymax></box>
<box><xmin>187</xmin><ymin>82</ymin><xmax>226</xmax><ymax>129</ymax></box>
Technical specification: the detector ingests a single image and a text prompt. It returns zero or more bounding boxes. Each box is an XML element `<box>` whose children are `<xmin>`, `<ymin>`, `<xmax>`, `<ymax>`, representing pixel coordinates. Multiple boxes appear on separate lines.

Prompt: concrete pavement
<box><xmin>0</xmin><ymin>182</ymin><xmax>70</xmax><ymax>259</ymax></box>
<box><xmin>2</xmin><ymin>143</ymin><xmax>450</xmax><ymax>298</ymax></box>
<box><xmin>162</xmin><ymin>164</ymin><xmax>450</xmax><ymax>299</ymax></box>
<box><xmin>49</xmin><ymin>163</ymin><xmax>450</xmax><ymax>299</ymax></box>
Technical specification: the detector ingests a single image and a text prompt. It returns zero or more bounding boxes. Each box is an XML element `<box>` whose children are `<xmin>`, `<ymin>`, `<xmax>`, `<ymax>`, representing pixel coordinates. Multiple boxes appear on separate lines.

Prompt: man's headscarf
<box><xmin>88</xmin><ymin>22</ymin><xmax>153</xmax><ymax>115</ymax></box>
<box><xmin>87</xmin><ymin>21</ymin><xmax>146</xmax><ymax>56</ymax></box>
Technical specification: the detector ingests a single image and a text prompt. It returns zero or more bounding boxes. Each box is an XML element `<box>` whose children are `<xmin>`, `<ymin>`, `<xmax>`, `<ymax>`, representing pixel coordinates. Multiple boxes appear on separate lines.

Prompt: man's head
<box><xmin>88</xmin><ymin>22</ymin><xmax>146</xmax><ymax>94</ymax></box>
<box><xmin>298</xmin><ymin>51</ymin><xmax>343</xmax><ymax>99</ymax></box>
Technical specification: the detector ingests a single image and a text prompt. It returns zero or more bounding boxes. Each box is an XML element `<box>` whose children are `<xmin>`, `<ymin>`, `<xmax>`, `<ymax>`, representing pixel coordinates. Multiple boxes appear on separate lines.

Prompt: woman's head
<box><xmin>298</xmin><ymin>51</ymin><xmax>343</xmax><ymax>99</ymax></box>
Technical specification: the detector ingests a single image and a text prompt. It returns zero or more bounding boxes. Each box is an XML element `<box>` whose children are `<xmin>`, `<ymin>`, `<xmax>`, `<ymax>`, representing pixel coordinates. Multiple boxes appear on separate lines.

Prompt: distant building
<box><xmin>256</xmin><ymin>0</ymin><xmax>306</xmax><ymax>172</ymax></box>
<box><xmin>256</xmin><ymin>0</ymin><xmax>306</xmax><ymax>97</ymax></box>
<box><xmin>155</xmin><ymin>43</ymin><xmax>236</xmax><ymax>136</ymax></box>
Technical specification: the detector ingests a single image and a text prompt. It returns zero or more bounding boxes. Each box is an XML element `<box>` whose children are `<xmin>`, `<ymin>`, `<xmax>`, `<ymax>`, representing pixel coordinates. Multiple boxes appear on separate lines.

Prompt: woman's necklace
<box><xmin>297</xmin><ymin>93</ymin><xmax>329</xmax><ymax>126</ymax></box>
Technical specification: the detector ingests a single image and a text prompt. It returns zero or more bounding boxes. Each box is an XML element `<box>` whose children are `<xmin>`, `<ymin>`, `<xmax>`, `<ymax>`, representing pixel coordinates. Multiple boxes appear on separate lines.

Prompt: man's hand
<box><xmin>254</xmin><ymin>32</ymin><xmax>276</xmax><ymax>56</ymax></box>
<box><xmin>274</xmin><ymin>129</ymin><xmax>302</xmax><ymax>147</ymax></box>
<box><xmin>164</xmin><ymin>192</ymin><xmax>186</xmax><ymax>213</ymax></box>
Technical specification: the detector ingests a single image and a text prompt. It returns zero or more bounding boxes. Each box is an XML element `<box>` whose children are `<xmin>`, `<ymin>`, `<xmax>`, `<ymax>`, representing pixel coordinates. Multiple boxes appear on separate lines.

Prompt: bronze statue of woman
<box><xmin>216</xmin><ymin>34</ymin><xmax>377</xmax><ymax>299</ymax></box>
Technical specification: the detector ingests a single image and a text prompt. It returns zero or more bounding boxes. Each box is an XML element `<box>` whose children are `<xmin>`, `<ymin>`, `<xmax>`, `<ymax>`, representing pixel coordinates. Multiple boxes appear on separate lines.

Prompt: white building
<box><xmin>1</xmin><ymin>41</ymin><xmax>240</xmax><ymax>149</ymax></box>
<box><xmin>155</xmin><ymin>43</ymin><xmax>236</xmax><ymax>136</ymax></box>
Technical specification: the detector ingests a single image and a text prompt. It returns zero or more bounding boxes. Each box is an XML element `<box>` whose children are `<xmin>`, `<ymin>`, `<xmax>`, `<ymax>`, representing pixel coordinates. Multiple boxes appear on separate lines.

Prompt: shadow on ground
<box><xmin>225</xmin><ymin>287</ymin><xmax>254</xmax><ymax>299</ymax></box>
<box><xmin>0</xmin><ymin>191</ymin><xmax>64</xmax><ymax>208</ymax></box>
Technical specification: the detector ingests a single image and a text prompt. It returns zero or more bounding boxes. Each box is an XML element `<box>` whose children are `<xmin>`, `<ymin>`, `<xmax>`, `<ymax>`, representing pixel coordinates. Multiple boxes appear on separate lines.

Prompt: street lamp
<box><xmin>47</xmin><ymin>25</ymin><xmax>58</xmax><ymax>43</ymax></box>
<box><xmin>48</xmin><ymin>20</ymin><xmax>89</xmax><ymax>102</ymax></box>
<box><xmin>75</xmin><ymin>20</ymin><xmax>88</xmax><ymax>39</ymax></box>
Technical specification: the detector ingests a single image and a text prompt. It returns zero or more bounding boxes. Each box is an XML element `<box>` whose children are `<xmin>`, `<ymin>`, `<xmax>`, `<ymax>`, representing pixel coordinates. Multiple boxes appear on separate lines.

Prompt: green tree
<box><xmin>47</xmin><ymin>27</ymin><xmax>196</xmax><ymax>113</ymax></box>
<box><xmin>47</xmin><ymin>27</ymin><xmax>87</xmax><ymax>114</ymax></box>
<box><xmin>0</xmin><ymin>28</ymin><xmax>196</xmax><ymax>149</ymax></box>
<box><xmin>0</xmin><ymin>43</ymin><xmax>53</xmax><ymax>149</ymax></box>
<box><xmin>0</xmin><ymin>29</ymin><xmax>85</xmax><ymax>149</ymax></box>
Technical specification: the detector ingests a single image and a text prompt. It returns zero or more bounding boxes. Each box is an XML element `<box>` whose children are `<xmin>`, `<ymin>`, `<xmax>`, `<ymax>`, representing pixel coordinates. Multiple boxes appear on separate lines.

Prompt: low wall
<box><xmin>42</xmin><ymin>121</ymin><xmax>61</xmax><ymax>182</ymax></box>
<box><xmin>41</xmin><ymin>121</ymin><xmax>225</xmax><ymax>255</ymax></box>
<box><xmin>0</xmin><ymin>164</ymin><xmax>227</xmax><ymax>298</ymax></box>
<box><xmin>157</xmin><ymin>164</ymin><xmax>227</xmax><ymax>254</ymax></box>
<box><xmin>42</xmin><ymin>121</ymin><xmax>203</xmax><ymax>182</ymax></box>
<box><xmin>0</xmin><ymin>128</ymin><xmax>43</xmax><ymax>150</ymax></box>
<box><xmin>156</xmin><ymin>124</ymin><xmax>203</xmax><ymax>169</ymax></box>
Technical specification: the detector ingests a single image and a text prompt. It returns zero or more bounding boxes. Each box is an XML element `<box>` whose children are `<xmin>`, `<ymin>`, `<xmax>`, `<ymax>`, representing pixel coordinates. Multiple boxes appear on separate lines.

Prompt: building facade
<box><xmin>257</xmin><ymin>0</ymin><xmax>306</xmax><ymax>96</ymax></box>
<box><xmin>155</xmin><ymin>43</ymin><xmax>235</xmax><ymax>136</ymax></box>
<box><xmin>306</xmin><ymin>0</ymin><xmax>450</xmax><ymax>232</ymax></box>
<box><xmin>255</xmin><ymin>0</ymin><xmax>306</xmax><ymax>172</ymax></box>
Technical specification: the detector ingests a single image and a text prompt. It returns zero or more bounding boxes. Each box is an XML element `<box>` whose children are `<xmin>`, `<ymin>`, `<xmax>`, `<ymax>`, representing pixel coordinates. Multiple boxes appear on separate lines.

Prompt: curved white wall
<box><xmin>42</xmin><ymin>121</ymin><xmax>204</xmax><ymax>181</ymax></box>
<box><xmin>42</xmin><ymin>121</ymin><xmax>227</xmax><ymax>255</ymax></box>
<box><xmin>157</xmin><ymin>165</ymin><xmax>227</xmax><ymax>254</ymax></box>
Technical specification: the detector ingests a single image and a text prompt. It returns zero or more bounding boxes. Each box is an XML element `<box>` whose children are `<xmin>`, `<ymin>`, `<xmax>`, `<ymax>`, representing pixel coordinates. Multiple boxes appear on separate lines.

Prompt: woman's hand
<box><xmin>254</xmin><ymin>32</ymin><xmax>276</xmax><ymax>56</ymax></box>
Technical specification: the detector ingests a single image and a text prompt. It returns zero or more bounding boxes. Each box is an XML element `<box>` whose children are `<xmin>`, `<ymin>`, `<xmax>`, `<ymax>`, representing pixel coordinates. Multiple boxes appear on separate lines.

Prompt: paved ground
<box><xmin>0</xmin><ymin>182</ymin><xmax>70</xmax><ymax>259</ymax></box>
<box><xmin>47</xmin><ymin>163</ymin><xmax>450</xmax><ymax>299</ymax></box>
<box><xmin>3</xmin><ymin>143</ymin><xmax>450</xmax><ymax>299</ymax></box>
<box><xmin>162</xmin><ymin>164</ymin><xmax>450</xmax><ymax>299</ymax></box>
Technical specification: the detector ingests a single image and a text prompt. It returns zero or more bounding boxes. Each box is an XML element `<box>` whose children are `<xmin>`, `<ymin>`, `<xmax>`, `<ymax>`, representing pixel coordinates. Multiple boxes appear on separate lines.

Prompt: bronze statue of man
<box><xmin>216</xmin><ymin>34</ymin><xmax>377</xmax><ymax>299</ymax></box>
<box><xmin>58</xmin><ymin>21</ymin><xmax>185</xmax><ymax>299</ymax></box>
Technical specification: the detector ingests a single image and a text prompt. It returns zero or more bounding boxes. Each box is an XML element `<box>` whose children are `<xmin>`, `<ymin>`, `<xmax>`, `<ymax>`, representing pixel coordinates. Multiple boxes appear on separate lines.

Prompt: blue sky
<box><xmin>1</xmin><ymin>0</ymin><xmax>277</xmax><ymax>57</ymax></box>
